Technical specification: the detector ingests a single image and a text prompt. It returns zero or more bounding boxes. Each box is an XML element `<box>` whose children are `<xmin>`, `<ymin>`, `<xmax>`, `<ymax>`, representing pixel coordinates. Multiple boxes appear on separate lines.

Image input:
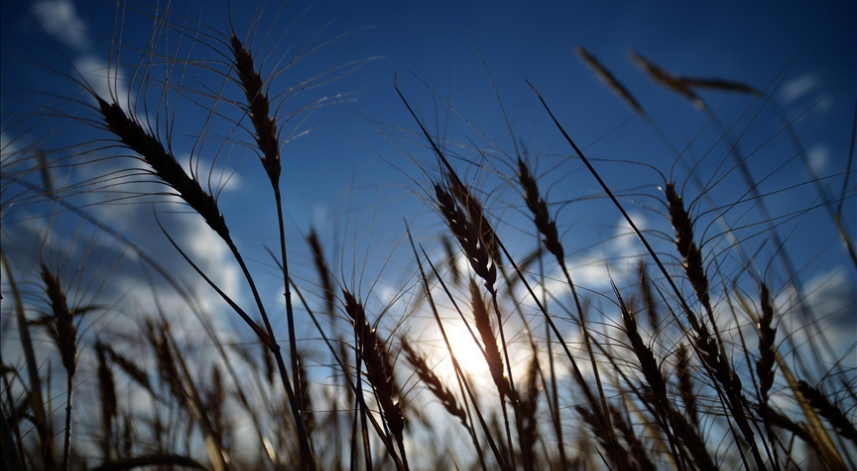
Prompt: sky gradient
<box><xmin>2</xmin><ymin>0</ymin><xmax>855</xmax><ymax>392</ymax></box>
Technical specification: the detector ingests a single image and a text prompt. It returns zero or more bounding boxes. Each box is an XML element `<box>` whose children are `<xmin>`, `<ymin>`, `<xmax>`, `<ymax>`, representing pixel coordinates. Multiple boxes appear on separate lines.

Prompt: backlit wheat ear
<box><xmin>40</xmin><ymin>263</ymin><xmax>76</xmax><ymax>471</ymax></box>
<box><xmin>448</xmin><ymin>177</ymin><xmax>502</xmax><ymax>267</ymax></box>
<box><xmin>469</xmin><ymin>278</ymin><xmax>508</xmax><ymax>399</ymax></box>
<box><xmin>400</xmin><ymin>338</ymin><xmax>467</xmax><ymax>425</ymax></box>
<box><xmin>612</xmin><ymin>281</ymin><xmax>686</xmax><ymax>466</ymax></box>
<box><xmin>230</xmin><ymin>35</ymin><xmax>281</xmax><ymax>186</ymax></box>
<box><xmin>40</xmin><ymin>264</ymin><xmax>76</xmax><ymax>379</ymax></box>
<box><xmin>798</xmin><ymin>381</ymin><xmax>857</xmax><ymax>446</ymax></box>
<box><xmin>517</xmin><ymin>356</ymin><xmax>540</xmax><ymax>468</ymax></box>
<box><xmin>2</xmin><ymin>254</ymin><xmax>57</xmax><ymax>469</ymax></box>
<box><xmin>637</xmin><ymin>262</ymin><xmax>660</xmax><ymax>336</ymax></box>
<box><xmin>95</xmin><ymin>341</ymin><xmax>117</xmax><ymax>461</ymax></box>
<box><xmin>306</xmin><ymin>228</ymin><xmax>335</xmax><ymax>318</ymax></box>
<box><xmin>517</xmin><ymin>158</ymin><xmax>563</xmax><ymax>261</ymax></box>
<box><xmin>664</xmin><ymin>183</ymin><xmax>712</xmax><ymax>325</ymax></box>
<box><xmin>668</xmin><ymin>408</ymin><xmax>717</xmax><ymax>471</ymax></box>
<box><xmin>435</xmin><ymin>184</ymin><xmax>497</xmax><ymax>291</ymax></box>
<box><xmin>629</xmin><ymin>51</ymin><xmax>760</xmax><ymax>108</ymax></box>
<box><xmin>96</xmin><ymin>97</ymin><xmax>230</xmax><ymax>243</ymax></box>
<box><xmin>575</xmin><ymin>46</ymin><xmax>648</xmax><ymax>120</ymax></box>
<box><xmin>629</xmin><ymin>51</ymin><xmax>705</xmax><ymax>109</ymax></box>
<box><xmin>675</xmin><ymin>344</ymin><xmax>700</xmax><ymax>429</ymax></box>
<box><xmin>574</xmin><ymin>405</ymin><xmax>634</xmax><ymax>471</ymax></box>
<box><xmin>663</xmin><ymin>184</ymin><xmax>768</xmax><ymax>467</ymax></box>
<box><xmin>616</xmin><ymin>284</ymin><xmax>666</xmax><ymax>406</ymax></box>
<box><xmin>678</xmin><ymin>76</ymin><xmax>761</xmax><ymax>95</ymax></box>
<box><xmin>205</xmin><ymin>365</ymin><xmax>227</xmax><ymax>449</ymax></box>
<box><xmin>296</xmin><ymin>352</ymin><xmax>316</xmax><ymax>437</ymax></box>
<box><xmin>518</xmin><ymin>156</ymin><xmax>611</xmax><ymax>437</ymax></box>
<box><xmin>756</xmin><ymin>283</ymin><xmax>777</xmax><ymax>404</ymax></box>
<box><xmin>758</xmin><ymin>403</ymin><xmax>817</xmax><ymax>447</ymax></box>
<box><xmin>104</xmin><ymin>345</ymin><xmax>154</xmax><ymax>396</ymax></box>
<box><xmin>146</xmin><ymin>320</ymin><xmax>186</xmax><ymax>406</ymax></box>
<box><xmin>341</xmin><ymin>290</ymin><xmax>408</xmax><ymax>468</ymax></box>
<box><xmin>609</xmin><ymin>404</ymin><xmax>656</xmax><ymax>471</ymax></box>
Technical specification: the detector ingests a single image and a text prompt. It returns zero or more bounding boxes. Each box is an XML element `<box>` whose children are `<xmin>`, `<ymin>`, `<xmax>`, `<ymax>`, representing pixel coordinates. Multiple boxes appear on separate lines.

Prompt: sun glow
<box><xmin>433</xmin><ymin>318</ymin><xmax>493</xmax><ymax>383</ymax></box>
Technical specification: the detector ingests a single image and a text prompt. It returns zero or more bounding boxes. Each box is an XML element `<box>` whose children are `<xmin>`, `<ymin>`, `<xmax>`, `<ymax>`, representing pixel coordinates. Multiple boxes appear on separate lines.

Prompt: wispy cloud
<box><xmin>808</xmin><ymin>144</ymin><xmax>829</xmax><ymax>176</ymax></box>
<box><xmin>31</xmin><ymin>0</ymin><xmax>89</xmax><ymax>51</ymax></box>
<box><xmin>612</xmin><ymin>211</ymin><xmax>647</xmax><ymax>258</ymax></box>
<box><xmin>770</xmin><ymin>268</ymin><xmax>857</xmax><ymax>369</ymax></box>
<box><xmin>73</xmin><ymin>56</ymin><xmax>130</xmax><ymax>109</ymax></box>
<box><xmin>780</xmin><ymin>73</ymin><xmax>819</xmax><ymax>104</ymax></box>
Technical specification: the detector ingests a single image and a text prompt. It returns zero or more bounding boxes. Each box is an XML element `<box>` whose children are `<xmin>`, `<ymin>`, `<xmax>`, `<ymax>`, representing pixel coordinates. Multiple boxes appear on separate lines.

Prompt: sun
<box><xmin>434</xmin><ymin>318</ymin><xmax>492</xmax><ymax>382</ymax></box>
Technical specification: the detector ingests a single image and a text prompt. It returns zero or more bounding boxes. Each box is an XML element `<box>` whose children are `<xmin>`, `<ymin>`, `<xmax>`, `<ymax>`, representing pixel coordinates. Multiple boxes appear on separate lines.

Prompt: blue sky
<box><xmin>2</xmin><ymin>2</ymin><xmax>856</xmax><ymax>466</ymax></box>
<box><xmin>2</xmin><ymin>0</ymin><xmax>855</xmax><ymax>377</ymax></box>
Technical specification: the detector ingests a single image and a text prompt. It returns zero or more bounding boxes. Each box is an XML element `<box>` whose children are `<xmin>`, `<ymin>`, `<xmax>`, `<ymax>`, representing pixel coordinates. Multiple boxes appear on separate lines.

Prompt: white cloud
<box><xmin>611</xmin><ymin>212</ymin><xmax>647</xmax><ymax>258</ymax></box>
<box><xmin>780</xmin><ymin>73</ymin><xmax>818</xmax><ymax>104</ymax></box>
<box><xmin>182</xmin><ymin>216</ymin><xmax>241</xmax><ymax>306</ymax></box>
<box><xmin>178</xmin><ymin>154</ymin><xmax>243</xmax><ymax>194</ymax></box>
<box><xmin>569</xmin><ymin>254</ymin><xmax>612</xmax><ymax>287</ymax></box>
<box><xmin>774</xmin><ymin>269</ymin><xmax>857</xmax><ymax>370</ymax></box>
<box><xmin>808</xmin><ymin>145</ymin><xmax>829</xmax><ymax>176</ymax></box>
<box><xmin>31</xmin><ymin>0</ymin><xmax>88</xmax><ymax>51</ymax></box>
<box><xmin>0</xmin><ymin>128</ymin><xmax>19</xmax><ymax>158</ymax></box>
<box><xmin>73</xmin><ymin>56</ymin><xmax>130</xmax><ymax>108</ymax></box>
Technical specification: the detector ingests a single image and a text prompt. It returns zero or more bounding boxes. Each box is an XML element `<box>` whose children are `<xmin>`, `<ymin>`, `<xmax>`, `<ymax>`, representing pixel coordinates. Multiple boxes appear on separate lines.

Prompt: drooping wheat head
<box><xmin>95</xmin><ymin>97</ymin><xmax>230</xmax><ymax>243</ymax></box>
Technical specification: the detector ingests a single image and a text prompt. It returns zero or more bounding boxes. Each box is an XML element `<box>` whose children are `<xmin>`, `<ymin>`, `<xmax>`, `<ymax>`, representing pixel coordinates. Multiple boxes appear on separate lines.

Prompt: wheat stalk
<box><xmin>342</xmin><ymin>290</ymin><xmax>408</xmax><ymax>469</ymax></box>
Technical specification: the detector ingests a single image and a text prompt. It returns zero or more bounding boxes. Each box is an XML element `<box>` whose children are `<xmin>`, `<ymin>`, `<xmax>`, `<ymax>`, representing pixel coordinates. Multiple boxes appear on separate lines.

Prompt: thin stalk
<box><xmin>1</xmin><ymin>253</ymin><xmax>56</xmax><ymax>470</ymax></box>
<box><xmin>528</xmin><ymin>81</ymin><xmax>768</xmax><ymax>470</ymax></box>
<box><xmin>406</xmin><ymin>227</ymin><xmax>505</xmax><ymax>471</ymax></box>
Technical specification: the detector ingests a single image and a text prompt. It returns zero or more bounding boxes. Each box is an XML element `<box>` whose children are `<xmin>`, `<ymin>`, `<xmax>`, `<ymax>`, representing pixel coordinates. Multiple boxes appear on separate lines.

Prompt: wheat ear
<box><xmin>400</xmin><ymin>338</ymin><xmax>467</xmax><ymax>425</ymax></box>
<box><xmin>96</xmin><ymin>97</ymin><xmax>230</xmax><ymax>242</ymax></box>
<box><xmin>576</xmin><ymin>46</ymin><xmax>648</xmax><ymax>119</ymax></box>
<box><xmin>95</xmin><ymin>341</ymin><xmax>117</xmax><ymax>461</ymax></box>
<box><xmin>629</xmin><ymin>51</ymin><xmax>704</xmax><ymax>109</ymax></box>
<box><xmin>342</xmin><ymin>290</ymin><xmax>408</xmax><ymax>469</ymax></box>
<box><xmin>40</xmin><ymin>264</ymin><xmax>76</xmax><ymax>471</ymax></box>
<box><xmin>798</xmin><ymin>381</ymin><xmax>857</xmax><ymax>446</ymax></box>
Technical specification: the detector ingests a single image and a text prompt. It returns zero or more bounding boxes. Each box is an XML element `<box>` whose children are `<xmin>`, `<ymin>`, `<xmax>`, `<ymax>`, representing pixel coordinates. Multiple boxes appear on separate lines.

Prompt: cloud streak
<box><xmin>31</xmin><ymin>0</ymin><xmax>89</xmax><ymax>51</ymax></box>
<box><xmin>780</xmin><ymin>73</ymin><xmax>819</xmax><ymax>104</ymax></box>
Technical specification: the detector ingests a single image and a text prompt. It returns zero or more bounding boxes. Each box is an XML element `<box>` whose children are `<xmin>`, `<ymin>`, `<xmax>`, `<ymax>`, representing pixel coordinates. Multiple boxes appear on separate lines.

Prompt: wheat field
<box><xmin>1</xmin><ymin>1</ymin><xmax>855</xmax><ymax>470</ymax></box>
